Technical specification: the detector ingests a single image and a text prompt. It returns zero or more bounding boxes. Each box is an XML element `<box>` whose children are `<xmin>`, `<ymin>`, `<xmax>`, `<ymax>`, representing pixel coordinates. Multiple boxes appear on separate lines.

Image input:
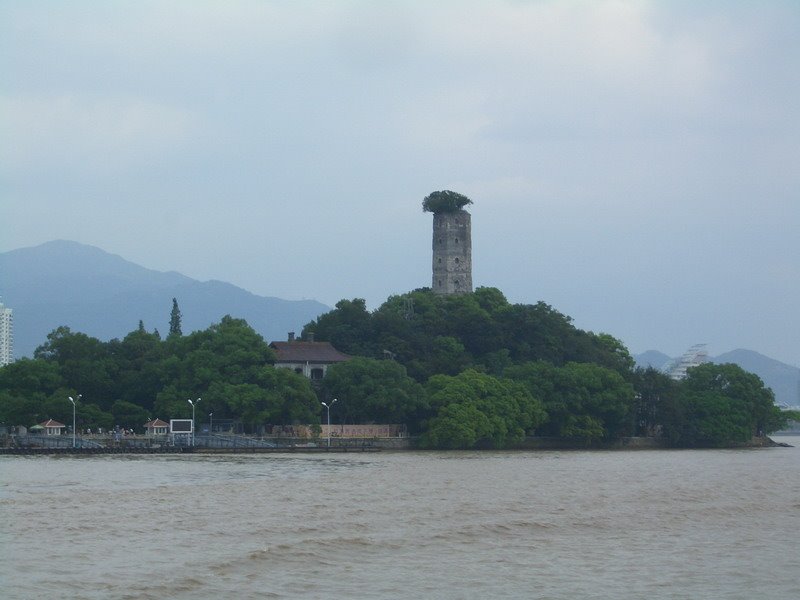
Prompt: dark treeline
<box><xmin>0</xmin><ymin>316</ymin><xmax>320</xmax><ymax>434</ymax></box>
<box><xmin>306</xmin><ymin>288</ymin><xmax>786</xmax><ymax>447</ymax></box>
<box><xmin>0</xmin><ymin>288</ymin><xmax>788</xmax><ymax>448</ymax></box>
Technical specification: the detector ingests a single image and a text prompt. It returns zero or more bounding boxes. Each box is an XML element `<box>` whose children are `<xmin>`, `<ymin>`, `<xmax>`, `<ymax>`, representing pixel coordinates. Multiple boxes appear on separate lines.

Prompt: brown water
<box><xmin>2</xmin><ymin>441</ymin><xmax>800</xmax><ymax>599</ymax></box>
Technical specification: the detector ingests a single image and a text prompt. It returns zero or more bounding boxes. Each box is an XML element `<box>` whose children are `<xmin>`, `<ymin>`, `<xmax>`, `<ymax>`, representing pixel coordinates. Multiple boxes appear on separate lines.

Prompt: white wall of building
<box><xmin>0</xmin><ymin>302</ymin><xmax>12</xmax><ymax>366</ymax></box>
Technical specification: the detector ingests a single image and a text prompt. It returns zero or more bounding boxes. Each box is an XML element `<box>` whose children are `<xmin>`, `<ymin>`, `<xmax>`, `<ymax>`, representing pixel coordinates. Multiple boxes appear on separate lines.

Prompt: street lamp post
<box><xmin>187</xmin><ymin>397</ymin><xmax>201</xmax><ymax>446</ymax></box>
<box><xmin>67</xmin><ymin>394</ymin><xmax>81</xmax><ymax>448</ymax></box>
<box><xmin>320</xmin><ymin>398</ymin><xmax>338</xmax><ymax>448</ymax></box>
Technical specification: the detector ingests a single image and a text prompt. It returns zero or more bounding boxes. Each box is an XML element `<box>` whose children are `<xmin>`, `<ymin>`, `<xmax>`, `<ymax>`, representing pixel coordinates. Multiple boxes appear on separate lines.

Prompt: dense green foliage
<box><xmin>305</xmin><ymin>287</ymin><xmax>631</xmax><ymax>442</ymax></box>
<box><xmin>321</xmin><ymin>357</ymin><xmax>427</xmax><ymax>427</ymax></box>
<box><xmin>422</xmin><ymin>190</ymin><xmax>473</xmax><ymax>213</ymax></box>
<box><xmin>0</xmin><ymin>288</ymin><xmax>785</xmax><ymax>449</ymax></box>
<box><xmin>658</xmin><ymin>363</ymin><xmax>786</xmax><ymax>447</ymax></box>
<box><xmin>0</xmin><ymin>316</ymin><xmax>319</xmax><ymax>432</ymax></box>
<box><xmin>304</xmin><ymin>288</ymin><xmax>632</xmax><ymax>382</ymax></box>
<box><xmin>420</xmin><ymin>370</ymin><xmax>546</xmax><ymax>449</ymax></box>
<box><xmin>301</xmin><ymin>288</ymin><xmax>782</xmax><ymax>447</ymax></box>
<box><xmin>506</xmin><ymin>361</ymin><xmax>635</xmax><ymax>443</ymax></box>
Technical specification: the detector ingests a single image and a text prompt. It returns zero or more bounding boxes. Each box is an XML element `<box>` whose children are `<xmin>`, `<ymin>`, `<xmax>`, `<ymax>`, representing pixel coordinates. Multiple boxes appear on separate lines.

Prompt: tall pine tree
<box><xmin>169</xmin><ymin>298</ymin><xmax>182</xmax><ymax>338</ymax></box>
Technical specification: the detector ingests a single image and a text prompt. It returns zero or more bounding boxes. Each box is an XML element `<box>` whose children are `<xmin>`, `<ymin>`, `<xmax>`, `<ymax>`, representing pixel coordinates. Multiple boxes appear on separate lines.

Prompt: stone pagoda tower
<box><xmin>424</xmin><ymin>190</ymin><xmax>473</xmax><ymax>295</ymax></box>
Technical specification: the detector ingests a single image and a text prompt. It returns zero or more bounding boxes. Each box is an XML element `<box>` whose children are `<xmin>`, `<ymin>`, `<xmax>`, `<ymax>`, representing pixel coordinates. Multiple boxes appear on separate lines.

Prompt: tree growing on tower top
<box><xmin>422</xmin><ymin>190</ymin><xmax>473</xmax><ymax>214</ymax></box>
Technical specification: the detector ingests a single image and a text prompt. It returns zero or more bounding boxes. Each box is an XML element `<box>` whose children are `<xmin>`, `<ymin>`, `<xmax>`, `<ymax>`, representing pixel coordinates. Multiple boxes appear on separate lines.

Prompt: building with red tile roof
<box><xmin>143</xmin><ymin>419</ymin><xmax>169</xmax><ymax>435</ymax></box>
<box><xmin>38</xmin><ymin>419</ymin><xmax>66</xmax><ymax>435</ymax></box>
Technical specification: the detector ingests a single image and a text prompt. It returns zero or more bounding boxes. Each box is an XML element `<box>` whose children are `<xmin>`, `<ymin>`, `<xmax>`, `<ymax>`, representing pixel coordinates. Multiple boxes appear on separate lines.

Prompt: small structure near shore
<box><xmin>38</xmin><ymin>419</ymin><xmax>66</xmax><ymax>436</ymax></box>
<box><xmin>143</xmin><ymin>419</ymin><xmax>169</xmax><ymax>436</ymax></box>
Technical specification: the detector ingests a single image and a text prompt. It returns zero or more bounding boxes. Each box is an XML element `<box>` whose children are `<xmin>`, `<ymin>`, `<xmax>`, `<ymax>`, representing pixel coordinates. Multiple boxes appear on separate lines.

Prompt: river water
<box><xmin>2</xmin><ymin>440</ymin><xmax>799</xmax><ymax>599</ymax></box>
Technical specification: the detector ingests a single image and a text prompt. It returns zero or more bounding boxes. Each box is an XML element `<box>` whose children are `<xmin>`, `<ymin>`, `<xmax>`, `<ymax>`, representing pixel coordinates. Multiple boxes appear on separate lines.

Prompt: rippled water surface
<box><xmin>2</xmin><ymin>441</ymin><xmax>800</xmax><ymax>599</ymax></box>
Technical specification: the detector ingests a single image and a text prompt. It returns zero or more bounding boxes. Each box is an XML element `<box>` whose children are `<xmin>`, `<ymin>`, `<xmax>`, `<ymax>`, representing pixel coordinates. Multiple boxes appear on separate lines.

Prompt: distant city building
<box><xmin>0</xmin><ymin>300</ymin><xmax>12</xmax><ymax>366</ymax></box>
<box><xmin>270</xmin><ymin>332</ymin><xmax>351</xmax><ymax>380</ymax></box>
<box><xmin>432</xmin><ymin>210</ymin><xmax>473</xmax><ymax>295</ymax></box>
<box><xmin>665</xmin><ymin>344</ymin><xmax>709</xmax><ymax>380</ymax></box>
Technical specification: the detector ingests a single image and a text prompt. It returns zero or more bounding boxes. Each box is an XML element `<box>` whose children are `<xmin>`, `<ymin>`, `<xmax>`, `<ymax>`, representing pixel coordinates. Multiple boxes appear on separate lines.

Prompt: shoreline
<box><xmin>1</xmin><ymin>435</ymin><xmax>792</xmax><ymax>456</ymax></box>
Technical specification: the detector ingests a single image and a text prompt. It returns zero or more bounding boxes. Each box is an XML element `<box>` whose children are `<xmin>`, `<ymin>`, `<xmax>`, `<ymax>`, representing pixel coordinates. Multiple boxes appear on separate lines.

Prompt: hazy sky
<box><xmin>2</xmin><ymin>1</ymin><xmax>798</xmax><ymax>366</ymax></box>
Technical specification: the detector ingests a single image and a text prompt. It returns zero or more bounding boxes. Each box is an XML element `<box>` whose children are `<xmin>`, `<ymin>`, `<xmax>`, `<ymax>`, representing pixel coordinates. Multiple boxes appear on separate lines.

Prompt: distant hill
<box><xmin>0</xmin><ymin>240</ymin><xmax>330</xmax><ymax>358</ymax></box>
<box><xmin>634</xmin><ymin>348</ymin><xmax>800</xmax><ymax>408</ymax></box>
<box><xmin>633</xmin><ymin>350</ymin><xmax>672</xmax><ymax>371</ymax></box>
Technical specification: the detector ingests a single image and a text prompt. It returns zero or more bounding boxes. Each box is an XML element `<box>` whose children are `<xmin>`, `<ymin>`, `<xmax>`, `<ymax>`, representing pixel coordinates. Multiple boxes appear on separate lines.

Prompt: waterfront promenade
<box><xmin>0</xmin><ymin>432</ymin><xmax>388</xmax><ymax>455</ymax></box>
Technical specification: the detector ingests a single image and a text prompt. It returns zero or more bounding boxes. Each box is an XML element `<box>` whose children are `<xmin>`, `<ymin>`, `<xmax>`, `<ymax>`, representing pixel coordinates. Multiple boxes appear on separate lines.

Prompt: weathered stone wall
<box><xmin>432</xmin><ymin>210</ymin><xmax>472</xmax><ymax>294</ymax></box>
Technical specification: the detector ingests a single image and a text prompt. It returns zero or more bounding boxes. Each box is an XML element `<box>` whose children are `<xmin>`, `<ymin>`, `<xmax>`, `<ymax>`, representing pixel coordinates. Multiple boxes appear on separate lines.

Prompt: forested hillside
<box><xmin>0</xmin><ymin>288</ymin><xmax>788</xmax><ymax>449</ymax></box>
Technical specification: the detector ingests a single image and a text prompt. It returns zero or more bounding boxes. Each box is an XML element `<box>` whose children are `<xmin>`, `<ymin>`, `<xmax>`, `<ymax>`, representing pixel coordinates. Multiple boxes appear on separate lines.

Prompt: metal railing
<box><xmin>15</xmin><ymin>435</ymin><xmax>104</xmax><ymax>449</ymax></box>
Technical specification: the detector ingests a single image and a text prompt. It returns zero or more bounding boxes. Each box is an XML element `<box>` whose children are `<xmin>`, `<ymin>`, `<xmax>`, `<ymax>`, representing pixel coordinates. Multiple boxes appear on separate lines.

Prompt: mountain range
<box><xmin>0</xmin><ymin>240</ymin><xmax>330</xmax><ymax>358</ymax></box>
<box><xmin>634</xmin><ymin>349</ymin><xmax>800</xmax><ymax>408</ymax></box>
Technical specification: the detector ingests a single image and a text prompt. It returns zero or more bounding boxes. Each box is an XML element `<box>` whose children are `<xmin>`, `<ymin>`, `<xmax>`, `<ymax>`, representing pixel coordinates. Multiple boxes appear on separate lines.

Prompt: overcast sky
<box><xmin>1</xmin><ymin>1</ymin><xmax>798</xmax><ymax>366</ymax></box>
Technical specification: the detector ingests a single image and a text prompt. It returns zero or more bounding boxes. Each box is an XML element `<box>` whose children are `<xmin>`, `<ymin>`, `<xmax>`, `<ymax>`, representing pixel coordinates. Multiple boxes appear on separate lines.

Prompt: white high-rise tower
<box><xmin>0</xmin><ymin>300</ymin><xmax>12</xmax><ymax>366</ymax></box>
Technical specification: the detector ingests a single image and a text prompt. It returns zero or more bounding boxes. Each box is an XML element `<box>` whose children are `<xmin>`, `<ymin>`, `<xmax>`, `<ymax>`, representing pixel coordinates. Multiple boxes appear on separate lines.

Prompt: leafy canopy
<box><xmin>422</xmin><ymin>190</ymin><xmax>473</xmax><ymax>214</ymax></box>
<box><xmin>420</xmin><ymin>369</ymin><xmax>546</xmax><ymax>449</ymax></box>
<box><xmin>322</xmin><ymin>357</ymin><xmax>428</xmax><ymax>428</ymax></box>
<box><xmin>1</xmin><ymin>316</ymin><xmax>316</xmax><ymax>432</ymax></box>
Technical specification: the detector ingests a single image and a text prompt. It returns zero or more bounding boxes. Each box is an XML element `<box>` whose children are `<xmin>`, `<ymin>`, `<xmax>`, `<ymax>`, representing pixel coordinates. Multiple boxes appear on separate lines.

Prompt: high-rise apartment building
<box><xmin>0</xmin><ymin>301</ymin><xmax>13</xmax><ymax>366</ymax></box>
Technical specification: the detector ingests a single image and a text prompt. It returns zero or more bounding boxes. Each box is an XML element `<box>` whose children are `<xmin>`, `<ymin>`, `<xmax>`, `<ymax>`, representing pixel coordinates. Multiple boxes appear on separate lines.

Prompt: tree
<box><xmin>420</xmin><ymin>402</ymin><xmax>492</xmax><ymax>449</ymax></box>
<box><xmin>169</xmin><ymin>298</ymin><xmax>182</xmax><ymax>338</ymax></box>
<box><xmin>322</xmin><ymin>357</ymin><xmax>428</xmax><ymax>428</ymax></box>
<box><xmin>660</xmin><ymin>391</ymin><xmax>752</xmax><ymax>447</ymax></box>
<box><xmin>660</xmin><ymin>363</ymin><xmax>785</xmax><ymax>446</ymax></box>
<box><xmin>208</xmin><ymin>367</ymin><xmax>319</xmax><ymax>431</ymax></box>
<box><xmin>422</xmin><ymin>190</ymin><xmax>473</xmax><ymax>213</ymax></box>
<box><xmin>419</xmin><ymin>370</ymin><xmax>546</xmax><ymax>449</ymax></box>
<box><xmin>165</xmin><ymin>316</ymin><xmax>275</xmax><ymax>391</ymax></box>
<box><xmin>303</xmin><ymin>298</ymin><xmax>374</xmax><ymax>356</ymax></box>
<box><xmin>0</xmin><ymin>358</ymin><xmax>63</xmax><ymax>397</ymax></box>
<box><xmin>0</xmin><ymin>390</ymin><xmax>46</xmax><ymax>427</ymax></box>
<box><xmin>34</xmin><ymin>327</ymin><xmax>117</xmax><ymax>409</ymax></box>
<box><xmin>591</xmin><ymin>333</ymin><xmax>635</xmax><ymax>375</ymax></box>
<box><xmin>632</xmin><ymin>366</ymin><xmax>677</xmax><ymax>436</ymax></box>
<box><xmin>683</xmin><ymin>363</ymin><xmax>784</xmax><ymax>435</ymax></box>
<box><xmin>112</xmin><ymin>328</ymin><xmax>165</xmax><ymax>410</ymax></box>
<box><xmin>111</xmin><ymin>400</ymin><xmax>150</xmax><ymax>431</ymax></box>
<box><xmin>506</xmin><ymin>361</ymin><xmax>635</xmax><ymax>442</ymax></box>
<box><xmin>75</xmin><ymin>401</ymin><xmax>114</xmax><ymax>431</ymax></box>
